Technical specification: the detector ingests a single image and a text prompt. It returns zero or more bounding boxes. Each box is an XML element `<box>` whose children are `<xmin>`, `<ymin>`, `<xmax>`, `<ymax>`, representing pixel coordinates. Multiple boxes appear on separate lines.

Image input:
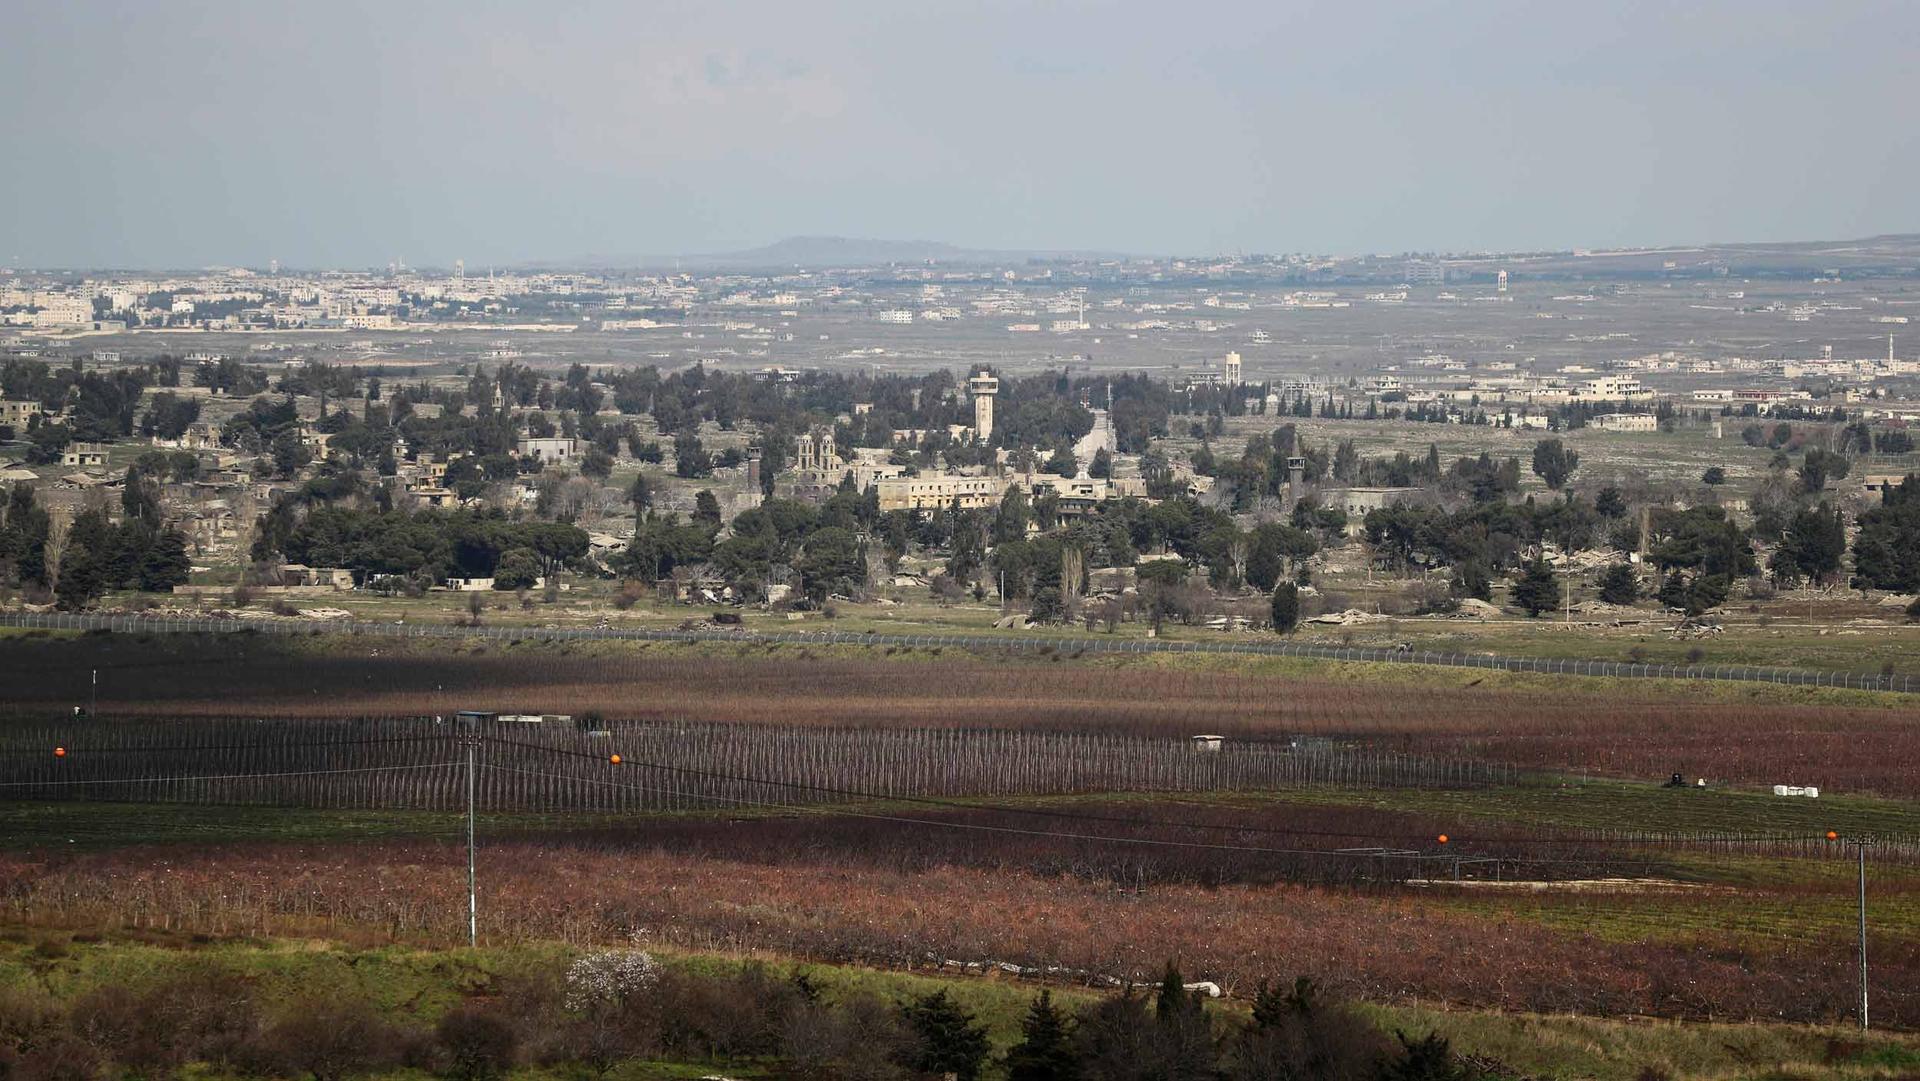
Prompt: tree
<box><xmin>1005</xmin><ymin>992</ymin><xmax>1078</xmax><ymax>1081</ymax></box>
<box><xmin>1597</xmin><ymin>563</ymin><xmax>1639</xmax><ymax>606</ymax></box>
<box><xmin>55</xmin><ymin>509</ymin><xmax>114</xmax><ymax>610</ymax></box>
<box><xmin>627</xmin><ymin>473</ymin><xmax>653</xmax><ymax>515</ymax></box>
<box><xmin>993</xmin><ymin>488</ymin><xmax>1032</xmax><ymax>545</ymax></box>
<box><xmin>1088</xmin><ymin>448</ymin><xmax>1112</xmax><ymax>480</ymax></box>
<box><xmin>269</xmin><ymin>428</ymin><xmax>312</xmax><ymax>478</ymax></box>
<box><xmin>1530</xmin><ymin>438</ymin><xmax>1579</xmax><ymax>490</ymax></box>
<box><xmin>492</xmin><ymin>546</ymin><xmax>543</xmax><ymax>591</ymax></box>
<box><xmin>1271</xmin><ymin>582</ymin><xmax>1300</xmax><ymax>634</ymax></box>
<box><xmin>1798</xmin><ymin>447</ymin><xmax>1849</xmax><ymax>493</ymax></box>
<box><xmin>673</xmin><ymin>429</ymin><xmax>711</xmax><ymax>478</ymax></box>
<box><xmin>1511</xmin><ymin>558</ymin><xmax>1559</xmax><ymax>617</ymax></box>
<box><xmin>581</xmin><ymin>446</ymin><xmax>614</xmax><ymax>479</ymax></box>
<box><xmin>1594</xmin><ymin>486</ymin><xmax>1628</xmax><ymax>518</ymax></box>
<box><xmin>1852</xmin><ymin>475</ymin><xmax>1920</xmax><ymax>592</ymax></box>
<box><xmin>1771</xmin><ymin>503</ymin><xmax>1846</xmax><ymax>587</ymax></box>
<box><xmin>1701</xmin><ymin>466</ymin><xmax>1727</xmax><ymax>486</ymax></box>
<box><xmin>136</xmin><ymin>530</ymin><xmax>192</xmax><ymax>592</ymax></box>
<box><xmin>693</xmin><ymin>489</ymin><xmax>722</xmax><ymax>527</ymax></box>
<box><xmin>899</xmin><ymin>990</ymin><xmax>990</xmax><ymax>1081</ymax></box>
<box><xmin>0</xmin><ymin>483</ymin><xmax>52</xmax><ymax>588</ymax></box>
<box><xmin>797</xmin><ymin>527</ymin><xmax>863</xmax><ymax>602</ymax></box>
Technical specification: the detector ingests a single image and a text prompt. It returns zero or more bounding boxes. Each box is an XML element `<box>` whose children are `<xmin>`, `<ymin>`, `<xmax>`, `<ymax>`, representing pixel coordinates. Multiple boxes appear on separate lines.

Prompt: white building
<box><xmin>1590</xmin><ymin>413</ymin><xmax>1658</xmax><ymax>433</ymax></box>
<box><xmin>517</xmin><ymin>436</ymin><xmax>578</xmax><ymax>462</ymax></box>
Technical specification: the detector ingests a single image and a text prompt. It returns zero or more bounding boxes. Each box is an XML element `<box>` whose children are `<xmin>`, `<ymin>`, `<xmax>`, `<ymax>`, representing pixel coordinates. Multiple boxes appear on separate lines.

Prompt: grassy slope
<box><xmin>4</xmin><ymin>933</ymin><xmax>1916</xmax><ymax>1081</ymax></box>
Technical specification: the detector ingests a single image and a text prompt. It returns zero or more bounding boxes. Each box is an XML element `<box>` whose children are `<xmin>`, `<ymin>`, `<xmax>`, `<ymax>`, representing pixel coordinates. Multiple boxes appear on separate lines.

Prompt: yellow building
<box><xmin>873</xmin><ymin>473</ymin><xmax>1004</xmax><ymax>512</ymax></box>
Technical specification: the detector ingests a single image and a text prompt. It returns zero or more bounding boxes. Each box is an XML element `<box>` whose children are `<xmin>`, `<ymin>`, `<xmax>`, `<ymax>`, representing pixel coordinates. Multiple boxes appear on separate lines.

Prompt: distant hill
<box><xmin>635</xmin><ymin>236</ymin><xmax>1132</xmax><ymax>270</ymax></box>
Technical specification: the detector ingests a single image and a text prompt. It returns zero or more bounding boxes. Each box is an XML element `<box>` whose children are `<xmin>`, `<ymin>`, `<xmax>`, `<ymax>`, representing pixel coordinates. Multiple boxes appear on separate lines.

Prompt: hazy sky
<box><xmin>4</xmin><ymin>0</ymin><xmax>1917</xmax><ymax>268</ymax></box>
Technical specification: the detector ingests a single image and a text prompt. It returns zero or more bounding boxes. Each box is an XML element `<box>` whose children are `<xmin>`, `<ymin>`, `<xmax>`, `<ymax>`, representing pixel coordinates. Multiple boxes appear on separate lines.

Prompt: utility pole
<box><xmin>465</xmin><ymin>727</ymin><xmax>478</xmax><ymax>948</ymax></box>
<box><xmin>89</xmin><ymin>669</ymin><xmax>97</xmax><ymax>719</ymax></box>
<box><xmin>1833</xmin><ymin>832</ymin><xmax>1873</xmax><ymax>1029</ymax></box>
<box><xmin>1855</xmin><ymin>837</ymin><xmax>1872</xmax><ymax>1030</ymax></box>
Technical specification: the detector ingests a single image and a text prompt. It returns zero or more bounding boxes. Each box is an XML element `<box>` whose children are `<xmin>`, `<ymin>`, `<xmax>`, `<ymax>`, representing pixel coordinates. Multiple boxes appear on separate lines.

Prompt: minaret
<box><xmin>968</xmin><ymin>371</ymin><xmax>999</xmax><ymax>443</ymax></box>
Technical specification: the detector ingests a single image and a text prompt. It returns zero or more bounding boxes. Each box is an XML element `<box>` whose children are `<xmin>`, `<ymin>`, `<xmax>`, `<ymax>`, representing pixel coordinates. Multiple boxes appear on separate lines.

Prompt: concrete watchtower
<box><xmin>968</xmin><ymin>372</ymin><xmax>999</xmax><ymax>443</ymax></box>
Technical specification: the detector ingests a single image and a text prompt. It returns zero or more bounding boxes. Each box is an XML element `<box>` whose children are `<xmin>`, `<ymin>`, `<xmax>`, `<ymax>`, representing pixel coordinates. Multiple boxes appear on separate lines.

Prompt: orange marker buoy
<box><xmin>1827</xmin><ymin>830</ymin><xmax>1840</xmax><ymax>841</ymax></box>
<box><xmin>609</xmin><ymin>754</ymin><xmax>622</xmax><ymax>765</ymax></box>
<box><xmin>54</xmin><ymin>746</ymin><xmax>66</xmax><ymax>758</ymax></box>
<box><xmin>1436</xmin><ymin>834</ymin><xmax>1449</xmax><ymax>845</ymax></box>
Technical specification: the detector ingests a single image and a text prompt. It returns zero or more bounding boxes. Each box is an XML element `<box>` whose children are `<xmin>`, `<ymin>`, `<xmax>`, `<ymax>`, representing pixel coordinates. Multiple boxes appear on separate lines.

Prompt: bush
<box><xmin>436</xmin><ymin>1007</ymin><xmax>519</xmax><ymax>1081</ymax></box>
<box><xmin>1410</xmin><ymin>580</ymin><xmax>1459</xmax><ymax>615</ymax></box>
<box><xmin>258</xmin><ymin>997</ymin><xmax>402</xmax><ymax>1081</ymax></box>
<box><xmin>611</xmin><ymin>581</ymin><xmax>645</xmax><ymax>610</ymax></box>
<box><xmin>656</xmin><ymin>965</ymin><xmax>799</xmax><ymax>1062</ymax></box>
<box><xmin>777</xmin><ymin>994</ymin><xmax>906</xmax><ymax>1081</ymax></box>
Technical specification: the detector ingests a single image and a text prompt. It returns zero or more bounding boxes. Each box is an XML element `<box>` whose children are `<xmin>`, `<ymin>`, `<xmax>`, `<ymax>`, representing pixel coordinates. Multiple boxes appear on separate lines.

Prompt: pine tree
<box><xmin>1511</xmin><ymin>559</ymin><xmax>1559</xmax><ymax>617</ymax></box>
<box><xmin>1598</xmin><ymin>563</ymin><xmax>1639</xmax><ymax>606</ymax></box>
<box><xmin>899</xmin><ymin>989</ymin><xmax>990</xmax><ymax>1081</ymax></box>
<box><xmin>1270</xmin><ymin>582</ymin><xmax>1300</xmax><ymax>634</ymax></box>
<box><xmin>1005</xmin><ymin>992</ymin><xmax>1078</xmax><ymax>1081</ymax></box>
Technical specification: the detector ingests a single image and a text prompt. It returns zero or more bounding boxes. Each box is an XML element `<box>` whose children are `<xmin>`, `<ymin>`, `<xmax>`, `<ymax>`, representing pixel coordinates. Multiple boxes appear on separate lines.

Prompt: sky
<box><xmin>3</xmin><ymin>0</ymin><xmax>1918</xmax><ymax>269</ymax></box>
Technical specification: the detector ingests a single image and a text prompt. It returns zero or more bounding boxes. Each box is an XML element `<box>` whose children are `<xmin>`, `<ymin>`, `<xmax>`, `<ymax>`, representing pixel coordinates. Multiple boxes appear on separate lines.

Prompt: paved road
<box><xmin>3</xmin><ymin>610</ymin><xmax>1913</xmax><ymax>694</ymax></box>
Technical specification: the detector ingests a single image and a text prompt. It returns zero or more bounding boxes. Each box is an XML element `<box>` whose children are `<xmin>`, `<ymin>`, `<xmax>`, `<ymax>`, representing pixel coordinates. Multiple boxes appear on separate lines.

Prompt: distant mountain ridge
<box><xmin>612</xmin><ymin>236</ymin><xmax>1132</xmax><ymax>270</ymax></box>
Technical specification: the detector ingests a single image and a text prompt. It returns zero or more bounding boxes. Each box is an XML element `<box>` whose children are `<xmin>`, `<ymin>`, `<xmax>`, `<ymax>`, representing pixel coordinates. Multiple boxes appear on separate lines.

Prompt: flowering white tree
<box><xmin>555</xmin><ymin>949</ymin><xmax>663</xmax><ymax>1077</ymax></box>
<box><xmin>560</xmin><ymin>952</ymin><xmax>660</xmax><ymax>1021</ymax></box>
<box><xmin>563</xmin><ymin>949</ymin><xmax>660</xmax><ymax>1014</ymax></box>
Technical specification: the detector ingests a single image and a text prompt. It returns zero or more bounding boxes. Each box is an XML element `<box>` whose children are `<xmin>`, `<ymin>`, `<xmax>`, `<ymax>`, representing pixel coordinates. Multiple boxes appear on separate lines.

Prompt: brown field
<box><xmin>5</xmin><ymin>833</ymin><xmax>1915</xmax><ymax>1029</ymax></box>
<box><xmin>7</xmin><ymin>632</ymin><xmax>1920</xmax><ymax>797</ymax></box>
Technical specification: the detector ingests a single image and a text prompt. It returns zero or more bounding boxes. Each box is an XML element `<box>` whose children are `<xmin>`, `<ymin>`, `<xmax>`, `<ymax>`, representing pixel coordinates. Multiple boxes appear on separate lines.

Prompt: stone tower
<box><xmin>968</xmin><ymin>372</ymin><xmax>999</xmax><ymax>444</ymax></box>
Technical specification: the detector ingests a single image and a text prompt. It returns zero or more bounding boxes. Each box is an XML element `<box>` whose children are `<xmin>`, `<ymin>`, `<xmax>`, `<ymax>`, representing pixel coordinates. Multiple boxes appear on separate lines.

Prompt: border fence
<box><xmin>2</xmin><ymin>610</ymin><xmax>1914</xmax><ymax>694</ymax></box>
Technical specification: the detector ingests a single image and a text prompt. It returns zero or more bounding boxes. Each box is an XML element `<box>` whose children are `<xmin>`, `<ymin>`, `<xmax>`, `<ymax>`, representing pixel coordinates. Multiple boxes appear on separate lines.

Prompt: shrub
<box><xmin>777</xmin><ymin>994</ymin><xmax>906</xmax><ymax>1081</ymax></box>
<box><xmin>1380</xmin><ymin>1031</ymin><xmax>1472</xmax><ymax>1081</ymax></box>
<box><xmin>258</xmin><ymin>997</ymin><xmax>402</xmax><ymax>1081</ymax></box>
<box><xmin>436</xmin><ymin>1006</ymin><xmax>518</xmax><ymax>1081</ymax></box>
